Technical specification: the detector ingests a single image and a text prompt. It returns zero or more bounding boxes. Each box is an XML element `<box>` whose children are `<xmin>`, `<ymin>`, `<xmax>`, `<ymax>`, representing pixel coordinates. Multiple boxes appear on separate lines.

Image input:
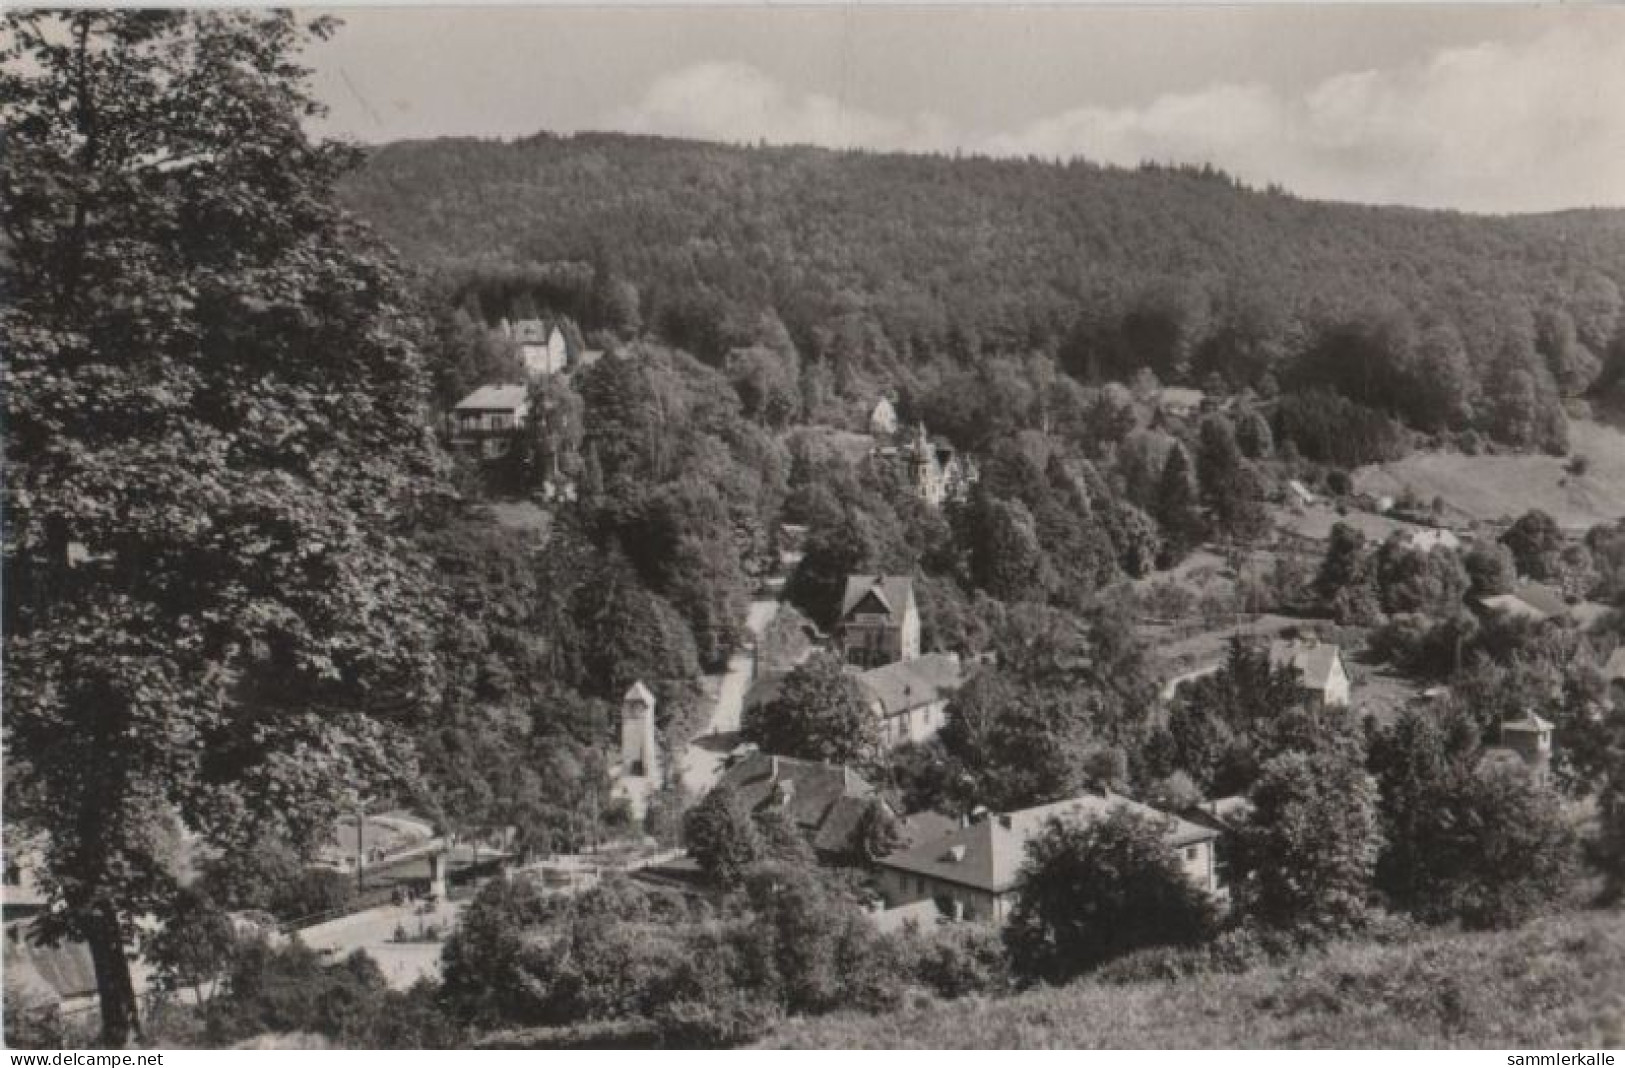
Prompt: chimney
<box><xmin>769</xmin><ymin>755</ymin><xmax>780</xmax><ymax>779</ymax></box>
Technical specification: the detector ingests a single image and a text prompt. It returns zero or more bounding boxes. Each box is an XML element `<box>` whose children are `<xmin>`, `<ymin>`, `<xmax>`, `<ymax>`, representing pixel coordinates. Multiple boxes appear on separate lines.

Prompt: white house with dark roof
<box><xmin>502</xmin><ymin>317</ymin><xmax>570</xmax><ymax>378</ymax></box>
<box><xmin>449</xmin><ymin>383</ymin><xmax>530</xmax><ymax>459</ymax></box>
<box><xmin>838</xmin><ymin>575</ymin><xmax>921</xmax><ymax>668</ymax></box>
<box><xmin>875</xmin><ymin>792</ymin><xmax>1220</xmax><ymax>924</ymax></box>
<box><xmin>1267</xmin><ymin>638</ymin><xmax>1351</xmax><ymax>708</ymax></box>
<box><xmin>856</xmin><ymin>652</ymin><xmax>964</xmax><ymax>747</ymax></box>
<box><xmin>1498</xmin><ymin>711</ymin><xmax>1555</xmax><ymax>782</ymax></box>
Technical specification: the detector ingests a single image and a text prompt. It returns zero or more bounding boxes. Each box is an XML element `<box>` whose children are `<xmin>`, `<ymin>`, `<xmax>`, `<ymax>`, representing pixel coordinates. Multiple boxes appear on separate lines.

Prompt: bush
<box><xmin>904</xmin><ymin>925</ymin><xmax>1012</xmax><ymax>999</ymax></box>
<box><xmin>1005</xmin><ymin>808</ymin><xmax>1219</xmax><ymax>984</ymax></box>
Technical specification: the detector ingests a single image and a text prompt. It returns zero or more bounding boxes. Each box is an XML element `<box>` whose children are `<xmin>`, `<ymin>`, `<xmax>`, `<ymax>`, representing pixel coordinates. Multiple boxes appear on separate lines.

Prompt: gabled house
<box><xmin>857</xmin><ymin>653</ymin><xmax>964</xmax><ymax>747</ymax></box>
<box><xmin>869</xmin><ymin>397</ymin><xmax>899</xmax><ymax>438</ymax></box>
<box><xmin>1498</xmin><ymin>711</ymin><xmax>1555</xmax><ymax>782</ymax></box>
<box><xmin>875</xmin><ymin>792</ymin><xmax>1220</xmax><ymax>924</ymax></box>
<box><xmin>1267</xmin><ymin>638</ymin><xmax>1351</xmax><ymax>708</ymax></box>
<box><xmin>851</xmin><ymin>650</ymin><xmax>962</xmax><ymax>741</ymax></box>
<box><xmin>838</xmin><ymin>575</ymin><xmax>921</xmax><ymax>668</ymax></box>
<box><xmin>712</xmin><ymin>753</ymin><xmax>892</xmax><ymax>861</ymax></box>
<box><xmin>449</xmin><ymin>383</ymin><xmax>530</xmax><ymax>459</ymax></box>
<box><xmin>502</xmin><ymin>317</ymin><xmax>570</xmax><ymax>378</ymax></box>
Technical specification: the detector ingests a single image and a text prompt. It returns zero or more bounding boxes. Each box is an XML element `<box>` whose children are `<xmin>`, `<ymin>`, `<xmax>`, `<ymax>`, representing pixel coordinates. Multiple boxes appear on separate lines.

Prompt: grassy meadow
<box><xmin>763</xmin><ymin>909</ymin><xmax>1625</xmax><ymax>1049</ymax></box>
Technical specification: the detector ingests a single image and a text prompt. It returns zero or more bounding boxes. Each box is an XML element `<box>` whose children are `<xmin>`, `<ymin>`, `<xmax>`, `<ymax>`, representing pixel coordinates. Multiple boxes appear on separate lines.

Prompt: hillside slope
<box><xmin>1355</xmin><ymin>419</ymin><xmax>1625</xmax><ymax>530</ymax></box>
<box><xmin>342</xmin><ymin>132</ymin><xmax>1625</xmax><ymax>370</ymax></box>
<box><xmin>764</xmin><ymin>909</ymin><xmax>1625</xmax><ymax>1049</ymax></box>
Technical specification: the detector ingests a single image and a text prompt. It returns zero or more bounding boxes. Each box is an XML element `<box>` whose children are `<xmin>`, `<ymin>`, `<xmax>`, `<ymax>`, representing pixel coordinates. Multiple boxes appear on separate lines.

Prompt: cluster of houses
<box><xmin>869</xmin><ymin>399</ymin><xmax>979</xmax><ymax>508</ymax></box>
<box><xmin>446</xmin><ymin>317</ymin><xmax>602</xmax><ymax>461</ymax></box>
<box><xmin>696</xmin><ymin>564</ymin><xmax>1593</xmax><ymax>933</ymax></box>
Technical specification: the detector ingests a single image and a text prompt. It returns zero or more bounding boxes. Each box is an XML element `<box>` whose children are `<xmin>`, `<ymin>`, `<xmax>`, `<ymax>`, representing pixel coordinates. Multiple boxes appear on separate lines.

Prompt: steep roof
<box><xmin>453</xmin><ymin>383</ymin><xmax>528</xmax><ymax>412</ymax></box>
<box><xmin>840</xmin><ymin>575</ymin><xmax>916</xmax><ymax>622</ymax></box>
<box><xmin>857</xmin><ymin>653</ymin><xmax>963</xmax><ymax>716</ymax></box>
<box><xmin>509</xmin><ymin>317</ymin><xmax>562</xmax><ymax>345</ymax></box>
<box><xmin>1267</xmin><ymin>639</ymin><xmax>1345</xmax><ymax>691</ymax></box>
<box><xmin>877</xmin><ymin>792</ymin><xmax>1217</xmax><ymax>895</ymax></box>
<box><xmin>714</xmin><ymin>753</ymin><xmax>883</xmax><ymax>855</ymax></box>
<box><xmin>623</xmin><ymin>680</ymin><xmax>655</xmax><ymax>707</ymax></box>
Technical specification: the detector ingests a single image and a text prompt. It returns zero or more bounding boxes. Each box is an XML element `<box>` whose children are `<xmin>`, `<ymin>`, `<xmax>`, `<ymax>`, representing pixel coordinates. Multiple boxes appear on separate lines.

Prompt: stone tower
<box><xmin>621</xmin><ymin>680</ymin><xmax>660</xmax><ymax>781</ymax></box>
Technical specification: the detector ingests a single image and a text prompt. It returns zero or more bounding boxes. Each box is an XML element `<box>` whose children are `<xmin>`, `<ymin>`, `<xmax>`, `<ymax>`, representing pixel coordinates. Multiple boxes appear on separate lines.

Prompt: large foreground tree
<box><xmin>2</xmin><ymin>11</ymin><xmax>447</xmax><ymax>1043</ymax></box>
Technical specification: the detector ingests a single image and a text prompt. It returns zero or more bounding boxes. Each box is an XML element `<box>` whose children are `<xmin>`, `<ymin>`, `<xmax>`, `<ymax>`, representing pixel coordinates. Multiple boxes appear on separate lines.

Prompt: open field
<box><xmin>764</xmin><ymin>908</ymin><xmax>1625</xmax><ymax>1049</ymax></box>
<box><xmin>1354</xmin><ymin>420</ymin><xmax>1625</xmax><ymax>531</ymax></box>
<box><xmin>1273</xmin><ymin>501</ymin><xmax>1457</xmax><ymax>544</ymax></box>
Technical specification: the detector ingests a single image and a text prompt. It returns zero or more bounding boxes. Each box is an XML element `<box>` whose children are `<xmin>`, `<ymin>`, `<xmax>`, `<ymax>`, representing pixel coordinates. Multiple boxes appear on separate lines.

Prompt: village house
<box><xmin>875</xmin><ymin>792</ymin><xmax>1220</xmax><ymax>925</ymax></box>
<box><xmin>1267</xmin><ymin>638</ymin><xmax>1351</xmax><ymax>708</ymax></box>
<box><xmin>1396</xmin><ymin>526</ymin><xmax>1463</xmax><ymax>553</ymax></box>
<box><xmin>899</xmin><ymin>424</ymin><xmax>978</xmax><ymax>507</ymax></box>
<box><xmin>501</xmin><ymin>317</ymin><xmax>570</xmax><ymax>378</ymax></box>
<box><xmin>712</xmin><ymin>753</ymin><xmax>893</xmax><ymax>861</ymax></box>
<box><xmin>869</xmin><ymin>397</ymin><xmax>899</xmax><ymax>438</ymax></box>
<box><xmin>448</xmin><ymin>383</ymin><xmax>530</xmax><ymax>459</ymax></box>
<box><xmin>856</xmin><ymin>652</ymin><xmax>965</xmax><ymax>747</ymax></box>
<box><xmin>838</xmin><ymin>575</ymin><xmax>921</xmax><ymax>668</ymax></box>
<box><xmin>1496</xmin><ymin>710</ymin><xmax>1555</xmax><ymax>783</ymax></box>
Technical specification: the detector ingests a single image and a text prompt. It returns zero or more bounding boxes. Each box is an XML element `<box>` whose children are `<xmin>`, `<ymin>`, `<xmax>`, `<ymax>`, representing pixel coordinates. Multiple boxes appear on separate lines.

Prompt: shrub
<box><xmin>905</xmin><ymin>925</ymin><xmax>1012</xmax><ymax>999</ymax></box>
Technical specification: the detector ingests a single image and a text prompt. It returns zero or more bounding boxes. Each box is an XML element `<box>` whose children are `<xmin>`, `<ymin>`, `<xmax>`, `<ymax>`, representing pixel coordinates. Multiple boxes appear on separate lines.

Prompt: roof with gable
<box><xmin>840</xmin><ymin>575</ymin><xmax>916</xmax><ymax>623</ymax></box>
<box><xmin>1267</xmin><ymin>639</ymin><xmax>1346</xmax><ymax>692</ymax></box>
<box><xmin>876</xmin><ymin>792</ymin><xmax>1217</xmax><ymax>895</ymax></box>
<box><xmin>509</xmin><ymin>318</ymin><xmax>564</xmax><ymax>346</ymax></box>
<box><xmin>714</xmin><ymin>752</ymin><xmax>886</xmax><ymax>856</ymax></box>
<box><xmin>857</xmin><ymin>654</ymin><xmax>964</xmax><ymax>716</ymax></box>
<box><xmin>1502</xmin><ymin>710</ymin><xmax>1556</xmax><ymax>733</ymax></box>
<box><xmin>623</xmin><ymin>680</ymin><xmax>655</xmax><ymax>707</ymax></box>
<box><xmin>1181</xmin><ymin>795</ymin><xmax>1254</xmax><ymax>834</ymax></box>
<box><xmin>453</xmin><ymin>383</ymin><xmax>529</xmax><ymax>412</ymax></box>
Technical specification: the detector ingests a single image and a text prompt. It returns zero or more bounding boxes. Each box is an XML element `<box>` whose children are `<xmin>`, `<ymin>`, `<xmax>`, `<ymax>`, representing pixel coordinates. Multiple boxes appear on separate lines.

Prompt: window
<box><xmin>1185</xmin><ymin>846</ymin><xmax>1199</xmax><ymax>862</ymax></box>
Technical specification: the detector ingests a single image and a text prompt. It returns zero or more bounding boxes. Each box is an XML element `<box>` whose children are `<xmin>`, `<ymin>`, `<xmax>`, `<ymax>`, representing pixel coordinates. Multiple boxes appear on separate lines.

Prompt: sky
<box><xmin>303</xmin><ymin>5</ymin><xmax>1625</xmax><ymax>214</ymax></box>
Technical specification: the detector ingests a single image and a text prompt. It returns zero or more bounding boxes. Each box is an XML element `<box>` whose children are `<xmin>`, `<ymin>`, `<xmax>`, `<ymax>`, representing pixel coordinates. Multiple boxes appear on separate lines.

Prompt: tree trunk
<box><xmin>85</xmin><ymin>906</ymin><xmax>141</xmax><ymax>1048</ymax></box>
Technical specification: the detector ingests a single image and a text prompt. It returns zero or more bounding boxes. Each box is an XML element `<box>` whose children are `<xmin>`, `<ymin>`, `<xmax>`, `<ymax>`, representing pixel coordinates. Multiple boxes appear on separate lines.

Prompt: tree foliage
<box><xmin>2</xmin><ymin>10</ymin><xmax>447</xmax><ymax>1043</ymax></box>
<box><xmin>1004</xmin><ymin>808</ymin><xmax>1218</xmax><ymax>983</ymax></box>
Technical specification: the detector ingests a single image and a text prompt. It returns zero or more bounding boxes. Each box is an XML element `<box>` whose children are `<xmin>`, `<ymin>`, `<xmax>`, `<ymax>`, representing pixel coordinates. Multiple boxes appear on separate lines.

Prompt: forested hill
<box><xmin>342</xmin><ymin>131</ymin><xmax>1625</xmax><ymax>450</ymax></box>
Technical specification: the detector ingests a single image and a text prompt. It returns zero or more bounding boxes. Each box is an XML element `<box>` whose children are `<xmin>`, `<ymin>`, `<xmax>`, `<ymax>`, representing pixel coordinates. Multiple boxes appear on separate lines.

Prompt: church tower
<box><xmin>621</xmin><ymin>681</ymin><xmax>660</xmax><ymax>781</ymax></box>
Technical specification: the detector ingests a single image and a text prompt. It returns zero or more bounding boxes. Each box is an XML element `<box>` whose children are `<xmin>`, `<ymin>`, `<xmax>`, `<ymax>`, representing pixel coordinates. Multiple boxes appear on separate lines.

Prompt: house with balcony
<box><xmin>448</xmin><ymin>383</ymin><xmax>530</xmax><ymax>459</ymax></box>
<box><xmin>837</xmin><ymin>575</ymin><xmax>921</xmax><ymax>668</ymax></box>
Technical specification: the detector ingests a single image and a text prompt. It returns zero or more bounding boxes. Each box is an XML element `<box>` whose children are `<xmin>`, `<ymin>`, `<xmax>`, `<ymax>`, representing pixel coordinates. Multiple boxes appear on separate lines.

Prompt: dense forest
<box><xmin>343</xmin><ymin>132</ymin><xmax>1625</xmax><ymax>457</ymax></box>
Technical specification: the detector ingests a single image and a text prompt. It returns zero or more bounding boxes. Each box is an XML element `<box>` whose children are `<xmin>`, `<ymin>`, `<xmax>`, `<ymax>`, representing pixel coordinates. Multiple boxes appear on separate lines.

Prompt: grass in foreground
<box><xmin>764</xmin><ymin>909</ymin><xmax>1625</xmax><ymax>1049</ymax></box>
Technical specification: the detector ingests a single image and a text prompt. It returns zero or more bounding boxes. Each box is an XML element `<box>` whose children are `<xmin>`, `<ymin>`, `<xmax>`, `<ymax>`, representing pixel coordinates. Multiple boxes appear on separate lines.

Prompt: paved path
<box><xmin>294</xmin><ymin>898</ymin><xmax>466</xmax><ymax>991</ymax></box>
<box><xmin>680</xmin><ymin>598</ymin><xmax>779</xmax><ymax>797</ymax></box>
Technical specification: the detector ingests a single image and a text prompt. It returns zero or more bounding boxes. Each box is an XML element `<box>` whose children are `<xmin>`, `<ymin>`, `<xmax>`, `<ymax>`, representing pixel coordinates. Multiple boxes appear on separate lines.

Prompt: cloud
<box><xmin>987</xmin><ymin>26</ymin><xmax>1625</xmax><ymax>212</ymax></box>
<box><xmin>604</xmin><ymin>27</ymin><xmax>1625</xmax><ymax>213</ymax></box>
<box><xmin>602</xmin><ymin>61</ymin><xmax>953</xmax><ymax>153</ymax></box>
